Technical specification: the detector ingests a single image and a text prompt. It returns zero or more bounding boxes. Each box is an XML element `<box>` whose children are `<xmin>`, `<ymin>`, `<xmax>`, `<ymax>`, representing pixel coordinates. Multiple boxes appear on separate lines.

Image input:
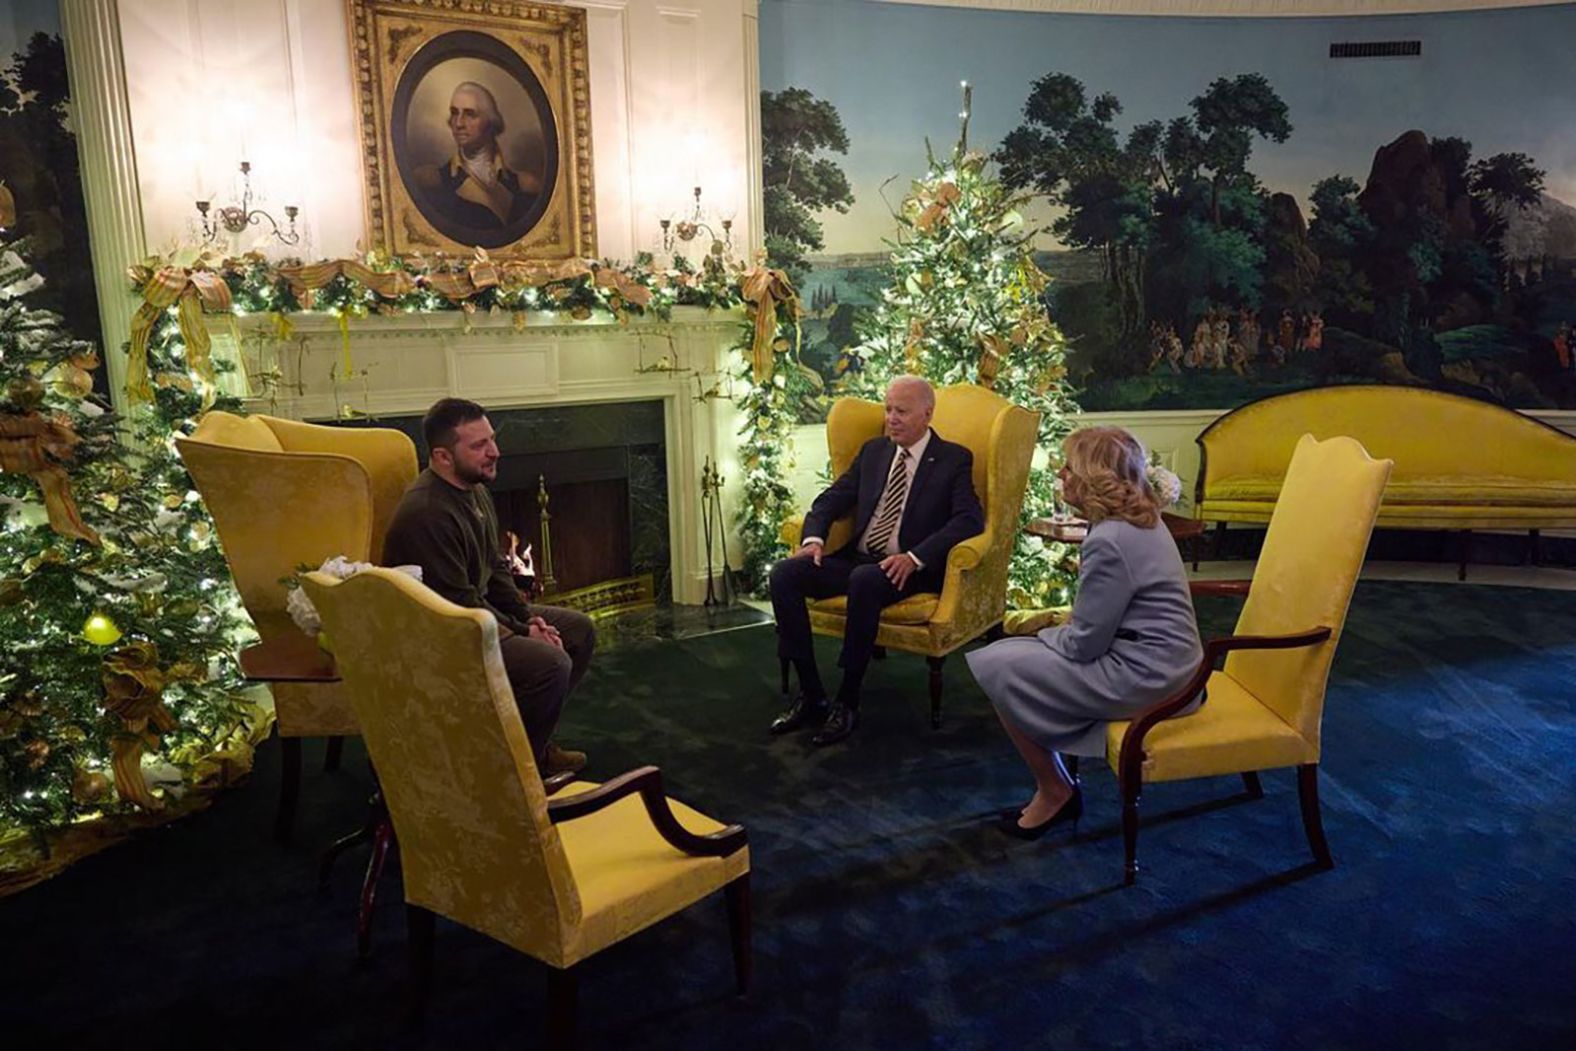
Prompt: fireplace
<box><xmin>231</xmin><ymin>306</ymin><xmax>748</xmax><ymax>605</ymax></box>
<box><xmin>372</xmin><ymin>400</ymin><xmax>671</xmax><ymax>602</ymax></box>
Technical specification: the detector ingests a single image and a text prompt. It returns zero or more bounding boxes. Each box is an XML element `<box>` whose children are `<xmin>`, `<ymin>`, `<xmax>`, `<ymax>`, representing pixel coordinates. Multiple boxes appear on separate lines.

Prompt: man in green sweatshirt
<box><xmin>382</xmin><ymin>398</ymin><xmax>595</xmax><ymax>778</ymax></box>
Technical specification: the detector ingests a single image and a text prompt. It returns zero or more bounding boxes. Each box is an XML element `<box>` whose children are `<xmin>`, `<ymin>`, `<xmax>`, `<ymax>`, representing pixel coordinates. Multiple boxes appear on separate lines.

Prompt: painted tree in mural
<box><xmin>995</xmin><ymin>73</ymin><xmax>1162</xmax><ymax>361</ymax></box>
<box><xmin>847</xmin><ymin>144</ymin><xmax>1082</xmax><ymax>608</ymax></box>
<box><xmin>996</xmin><ymin>72</ymin><xmax>1291</xmax><ymax>375</ymax></box>
<box><xmin>0</xmin><ymin>32</ymin><xmax>103</xmax><ymax>363</ymax></box>
<box><xmin>0</xmin><ymin>227</ymin><xmax>252</xmax><ymax>846</ymax></box>
<box><xmin>761</xmin><ymin>87</ymin><xmax>854</xmax><ymax>287</ymax></box>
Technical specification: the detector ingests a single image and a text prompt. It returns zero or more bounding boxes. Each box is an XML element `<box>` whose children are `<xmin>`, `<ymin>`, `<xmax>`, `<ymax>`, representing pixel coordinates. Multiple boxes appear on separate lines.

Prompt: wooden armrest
<box><xmin>1116</xmin><ymin>626</ymin><xmax>1333</xmax><ymax>788</ymax></box>
<box><xmin>1189</xmin><ymin>579</ymin><xmax>1252</xmax><ymax>598</ymax></box>
<box><xmin>547</xmin><ymin>765</ymin><xmax>747</xmax><ymax>857</ymax></box>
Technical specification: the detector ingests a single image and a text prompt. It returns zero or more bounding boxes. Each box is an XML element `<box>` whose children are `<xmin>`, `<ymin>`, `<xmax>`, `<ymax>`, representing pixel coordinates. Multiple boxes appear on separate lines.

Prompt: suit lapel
<box><xmin>905</xmin><ymin>430</ymin><xmax>940</xmax><ymax>513</ymax></box>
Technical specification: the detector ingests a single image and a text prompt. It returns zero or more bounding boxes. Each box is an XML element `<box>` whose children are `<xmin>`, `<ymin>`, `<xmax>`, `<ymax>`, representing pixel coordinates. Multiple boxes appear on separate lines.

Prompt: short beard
<box><xmin>453</xmin><ymin>461</ymin><xmax>494</xmax><ymax>486</ymax></box>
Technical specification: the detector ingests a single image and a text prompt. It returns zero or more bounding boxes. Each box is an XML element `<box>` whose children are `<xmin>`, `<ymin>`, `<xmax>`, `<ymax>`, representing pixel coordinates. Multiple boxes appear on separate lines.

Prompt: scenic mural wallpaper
<box><xmin>758</xmin><ymin>0</ymin><xmax>1576</xmax><ymax>414</ymax></box>
<box><xmin>0</xmin><ymin>0</ymin><xmax>103</xmax><ymax>370</ymax></box>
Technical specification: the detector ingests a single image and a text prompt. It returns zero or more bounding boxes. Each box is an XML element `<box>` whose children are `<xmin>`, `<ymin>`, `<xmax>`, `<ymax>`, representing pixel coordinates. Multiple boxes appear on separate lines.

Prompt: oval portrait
<box><xmin>391</xmin><ymin>30</ymin><xmax>560</xmax><ymax>250</ymax></box>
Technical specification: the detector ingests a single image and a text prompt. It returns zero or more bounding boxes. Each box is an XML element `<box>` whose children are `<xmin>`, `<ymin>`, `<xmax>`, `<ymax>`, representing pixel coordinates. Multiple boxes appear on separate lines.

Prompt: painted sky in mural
<box><xmin>760</xmin><ymin>0</ymin><xmax>1576</xmax><ymax>256</ymax></box>
<box><xmin>759</xmin><ymin>0</ymin><xmax>1576</xmax><ymax>412</ymax></box>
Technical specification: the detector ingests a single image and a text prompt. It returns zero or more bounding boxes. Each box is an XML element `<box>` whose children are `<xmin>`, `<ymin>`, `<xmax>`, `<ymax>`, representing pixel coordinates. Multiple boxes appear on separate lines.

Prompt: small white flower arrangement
<box><xmin>1146</xmin><ymin>460</ymin><xmax>1183</xmax><ymax>510</ymax></box>
<box><xmin>285</xmin><ymin>556</ymin><xmax>423</xmax><ymax>637</ymax></box>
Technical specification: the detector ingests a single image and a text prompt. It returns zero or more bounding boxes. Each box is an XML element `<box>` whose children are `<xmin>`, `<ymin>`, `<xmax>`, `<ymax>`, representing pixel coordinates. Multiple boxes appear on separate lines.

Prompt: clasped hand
<box><xmin>526</xmin><ymin>615</ymin><xmax>563</xmax><ymax>649</ymax></box>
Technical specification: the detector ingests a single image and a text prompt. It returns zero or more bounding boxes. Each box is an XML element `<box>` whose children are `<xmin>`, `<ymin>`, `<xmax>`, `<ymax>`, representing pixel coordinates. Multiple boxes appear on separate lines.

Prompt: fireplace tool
<box><xmin>700</xmin><ymin>457</ymin><xmax>736</xmax><ymax>607</ymax></box>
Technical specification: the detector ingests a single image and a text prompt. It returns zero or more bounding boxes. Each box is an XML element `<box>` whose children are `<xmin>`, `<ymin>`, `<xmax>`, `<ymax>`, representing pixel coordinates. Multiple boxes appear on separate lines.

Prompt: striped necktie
<box><xmin>863</xmin><ymin>448</ymin><xmax>911</xmax><ymax>555</ymax></box>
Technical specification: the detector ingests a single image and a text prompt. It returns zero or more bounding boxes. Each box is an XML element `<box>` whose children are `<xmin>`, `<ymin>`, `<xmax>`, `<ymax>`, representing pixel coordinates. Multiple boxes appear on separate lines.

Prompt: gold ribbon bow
<box><xmin>915</xmin><ymin>181</ymin><xmax>962</xmax><ymax>235</ymax></box>
<box><xmin>126</xmin><ymin>265</ymin><xmax>232</xmax><ymax>404</ymax></box>
<box><xmin>593</xmin><ymin>266</ymin><xmax>654</xmax><ymax>313</ymax></box>
<box><xmin>0</xmin><ymin>412</ymin><xmax>100</xmax><ymax>544</ymax></box>
<box><xmin>101</xmin><ymin>640</ymin><xmax>179</xmax><ymax>811</ymax></box>
<box><xmin>739</xmin><ymin>263</ymin><xmax>801</xmax><ymax>384</ymax></box>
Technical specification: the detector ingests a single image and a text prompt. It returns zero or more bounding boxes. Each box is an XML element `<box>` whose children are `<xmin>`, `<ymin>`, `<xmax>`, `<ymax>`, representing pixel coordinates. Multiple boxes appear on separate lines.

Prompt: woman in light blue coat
<box><xmin>966</xmin><ymin>427</ymin><xmax>1202</xmax><ymax>839</ymax></box>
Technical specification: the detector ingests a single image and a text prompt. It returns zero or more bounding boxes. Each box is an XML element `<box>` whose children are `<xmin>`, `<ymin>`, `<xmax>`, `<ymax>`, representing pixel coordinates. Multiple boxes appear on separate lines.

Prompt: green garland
<box><xmin>131</xmin><ymin>251</ymin><xmax>801</xmax><ymax>594</ymax></box>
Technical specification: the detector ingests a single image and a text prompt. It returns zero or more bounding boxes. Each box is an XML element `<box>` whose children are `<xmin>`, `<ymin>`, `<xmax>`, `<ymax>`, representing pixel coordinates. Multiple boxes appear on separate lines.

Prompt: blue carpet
<box><xmin>1</xmin><ymin>580</ymin><xmax>1572</xmax><ymax>1049</ymax></box>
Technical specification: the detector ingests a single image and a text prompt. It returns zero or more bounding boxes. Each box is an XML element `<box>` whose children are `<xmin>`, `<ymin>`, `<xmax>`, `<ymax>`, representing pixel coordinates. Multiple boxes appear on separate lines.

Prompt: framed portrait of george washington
<box><xmin>346</xmin><ymin>0</ymin><xmax>596</xmax><ymax>259</ymax></box>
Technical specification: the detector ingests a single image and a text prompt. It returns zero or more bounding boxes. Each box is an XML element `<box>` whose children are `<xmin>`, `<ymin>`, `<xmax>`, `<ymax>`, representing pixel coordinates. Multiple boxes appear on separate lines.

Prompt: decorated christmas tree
<box><xmin>0</xmin><ymin>189</ymin><xmax>255</xmax><ymax>855</ymax></box>
<box><xmin>845</xmin><ymin>99</ymin><xmax>1082</xmax><ymax>608</ymax></box>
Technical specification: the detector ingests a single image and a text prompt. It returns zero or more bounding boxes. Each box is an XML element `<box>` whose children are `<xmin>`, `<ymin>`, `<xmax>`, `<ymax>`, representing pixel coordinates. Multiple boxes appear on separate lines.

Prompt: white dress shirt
<box><xmin>805</xmin><ymin>429</ymin><xmax>932</xmax><ymax>567</ymax></box>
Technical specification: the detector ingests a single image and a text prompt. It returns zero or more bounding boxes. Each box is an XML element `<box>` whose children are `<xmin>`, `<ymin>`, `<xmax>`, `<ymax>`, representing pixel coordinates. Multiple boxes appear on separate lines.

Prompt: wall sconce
<box><xmin>195</xmin><ymin>161</ymin><xmax>300</xmax><ymax>246</ymax></box>
<box><xmin>659</xmin><ymin>186</ymin><xmax>732</xmax><ymax>256</ymax></box>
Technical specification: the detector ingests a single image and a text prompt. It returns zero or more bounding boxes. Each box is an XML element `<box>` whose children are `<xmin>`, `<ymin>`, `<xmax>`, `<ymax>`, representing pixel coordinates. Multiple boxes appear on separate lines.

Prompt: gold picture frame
<box><xmin>346</xmin><ymin>0</ymin><xmax>596</xmax><ymax>259</ymax></box>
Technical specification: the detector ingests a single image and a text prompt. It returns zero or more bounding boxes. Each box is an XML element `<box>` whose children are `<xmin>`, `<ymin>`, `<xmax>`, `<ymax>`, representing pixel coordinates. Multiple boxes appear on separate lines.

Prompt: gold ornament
<box><xmin>83</xmin><ymin>612</ymin><xmax>123</xmax><ymax>647</ymax></box>
<box><xmin>0</xmin><ymin>578</ymin><xmax>23</xmax><ymax>606</ymax></box>
<box><xmin>55</xmin><ymin>365</ymin><xmax>94</xmax><ymax>399</ymax></box>
<box><xmin>0</xmin><ymin>180</ymin><xmax>15</xmax><ymax>228</ymax></box>
<box><xmin>71</xmin><ymin>767</ymin><xmax>111</xmax><ymax>804</ymax></box>
<box><xmin>24</xmin><ymin>737</ymin><xmax>50</xmax><ymax>769</ymax></box>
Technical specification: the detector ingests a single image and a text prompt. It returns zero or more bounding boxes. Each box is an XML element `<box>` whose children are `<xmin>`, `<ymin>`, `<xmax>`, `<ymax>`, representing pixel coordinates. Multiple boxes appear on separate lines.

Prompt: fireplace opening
<box><xmin>360</xmin><ymin>400</ymin><xmax>670</xmax><ymax>605</ymax></box>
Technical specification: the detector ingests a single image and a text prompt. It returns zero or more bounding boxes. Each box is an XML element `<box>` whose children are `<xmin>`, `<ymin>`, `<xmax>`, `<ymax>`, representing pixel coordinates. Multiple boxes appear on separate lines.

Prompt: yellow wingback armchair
<box><xmin>302</xmin><ymin>568</ymin><xmax>750</xmax><ymax>1044</ymax></box>
<box><xmin>1106</xmin><ymin>434</ymin><xmax>1392</xmax><ymax>885</ymax></box>
<box><xmin>175</xmin><ymin>412</ymin><xmax>417</xmax><ymax>841</ymax></box>
<box><xmin>780</xmin><ymin>384</ymin><xmax>1039</xmax><ymax>728</ymax></box>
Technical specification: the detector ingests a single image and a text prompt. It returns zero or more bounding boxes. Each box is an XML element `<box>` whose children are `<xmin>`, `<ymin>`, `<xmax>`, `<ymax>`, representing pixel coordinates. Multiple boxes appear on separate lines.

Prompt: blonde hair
<box><xmin>1061</xmin><ymin>426</ymin><xmax>1160</xmax><ymax>528</ymax></box>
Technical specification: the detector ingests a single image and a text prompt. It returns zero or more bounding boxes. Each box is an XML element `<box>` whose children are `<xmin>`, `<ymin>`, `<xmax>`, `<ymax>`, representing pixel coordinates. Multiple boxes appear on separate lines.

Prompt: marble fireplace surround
<box><xmin>230</xmin><ymin>306</ymin><xmax>749</xmax><ymax>606</ymax></box>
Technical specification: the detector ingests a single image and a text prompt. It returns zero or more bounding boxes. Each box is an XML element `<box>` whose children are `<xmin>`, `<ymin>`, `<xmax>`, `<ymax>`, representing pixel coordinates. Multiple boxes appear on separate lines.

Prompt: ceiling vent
<box><xmin>1330</xmin><ymin>41</ymin><xmax>1422</xmax><ymax>59</ymax></box>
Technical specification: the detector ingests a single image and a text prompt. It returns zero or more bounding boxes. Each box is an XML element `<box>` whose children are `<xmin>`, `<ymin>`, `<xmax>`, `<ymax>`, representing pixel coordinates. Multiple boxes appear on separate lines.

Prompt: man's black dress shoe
<box><xmin>769</xmin><ymin>693</ymin><xmax>829</xmax><ymax>736</ymax></box>
<box><xmin>997</xmin><ymin>787</ymin><xmax>1083</xmax><ymax>840</ymax></box>
<box><xmin>810</xmin><ymin>702</ymin><xmax>859</xmax><ymax>747</ymax></box>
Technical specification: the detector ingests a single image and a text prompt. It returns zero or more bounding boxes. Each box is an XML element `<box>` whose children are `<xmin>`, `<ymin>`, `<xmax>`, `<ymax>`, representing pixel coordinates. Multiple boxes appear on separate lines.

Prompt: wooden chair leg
<box><xmin>274</xmin><ymin>735</ymin><xmax>302</xmax><ymax>845</ymax></box>
<box><xmin>404</xmin><ymin>904</ymin><xmax>435</xmax><ymax>1030</ymax></box>
<box><xmin>323</xmin><ymin>735</ymin><xmax>345</xmax><ymax>771</ymax></box>
<box><xmin>779</xmin><ymin>656</ymin><xmax>789</xmax><ymax>696</ymax></box>
<box><xmin>547</xmin><ymin>964</ymin><xmax>579</xmax><ymax>1049</ymax></box>
<box><xmin>1122</xmin><ymin>776</ymin><xmax>1141</xmax><ymax>886</ymax></box>
<box><xmin>1297</xmin><ymin>763</ymin><xmax>1334</xmax><ymax>870</ymax></box>
<box><xmin>925</xmin><ymin>655</ymin><xmax>945</xmax><ymax>729</ymax></box>
<box><xmin>1458</xmin><ymin>529</ymin><xmax>1471</xmax><ymax>582</ymax></box>
<box><xmin>319</xmin><ymin>788</ymin><xmax>385</xmax><ymax>890</ymax></box>
<box><xmin>1211</xmin><ymin>521</ymin><xmax>1227</xmax><ymax>563</ymax></box>
<box><xmin>357</xmin><ymin>818</ymin><xmax>396</xmax><ymax>958</ymax></box>
<box><xmin>1241</xmin><ymin>771</ymin><xmax>1264</xmax><ymax>798</ymax></box>
<box><xmin>725</xmin><ymin>873</ymin><xmax>752</xmax><ymax>996</ymax></box>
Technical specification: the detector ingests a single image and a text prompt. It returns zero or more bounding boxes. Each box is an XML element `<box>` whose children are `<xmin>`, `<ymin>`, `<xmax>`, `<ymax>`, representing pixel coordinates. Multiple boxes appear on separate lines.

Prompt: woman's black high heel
<box><xmin>997</xmin><ymin>786</ymin><xmax>1082</xmax><ymax>840</ymax></box>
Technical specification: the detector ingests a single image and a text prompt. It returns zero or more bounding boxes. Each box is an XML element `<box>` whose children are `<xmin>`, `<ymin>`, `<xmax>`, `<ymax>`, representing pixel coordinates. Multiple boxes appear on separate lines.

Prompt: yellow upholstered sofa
<box><xmin>1195</xmin><ymin>385</ymin><xmax>1576</xmax><ymax>576</ymax></box>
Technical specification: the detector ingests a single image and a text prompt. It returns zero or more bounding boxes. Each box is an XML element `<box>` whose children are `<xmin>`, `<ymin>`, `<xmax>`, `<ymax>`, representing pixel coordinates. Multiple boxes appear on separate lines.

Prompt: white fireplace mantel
<box><xmin>224</xmin><ymin>306</ymin><xmax>751</xmax><ymax>605</ymax></box>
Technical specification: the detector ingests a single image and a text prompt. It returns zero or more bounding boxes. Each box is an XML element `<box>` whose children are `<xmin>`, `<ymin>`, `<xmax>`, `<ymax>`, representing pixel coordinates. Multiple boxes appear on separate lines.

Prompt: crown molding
<box><xmin>863</xmin><ymin>1</ymin><xmax>1569</xmax><ymax>17</ymax></box>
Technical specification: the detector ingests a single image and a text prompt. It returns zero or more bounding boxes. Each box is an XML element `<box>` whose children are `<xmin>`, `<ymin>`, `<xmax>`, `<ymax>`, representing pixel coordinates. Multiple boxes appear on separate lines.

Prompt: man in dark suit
<box><xmin>769</xmin><ymin>376</ymin><xmax>984</xmax><ymax>746</ymax></box>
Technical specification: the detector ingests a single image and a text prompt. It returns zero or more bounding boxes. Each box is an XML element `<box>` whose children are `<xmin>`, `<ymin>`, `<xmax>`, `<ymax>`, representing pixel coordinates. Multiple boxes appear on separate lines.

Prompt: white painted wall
<box><xmin>115</xmin><ymin>0</ymin><xmax>761</xmax><ymax>264</ymax></box>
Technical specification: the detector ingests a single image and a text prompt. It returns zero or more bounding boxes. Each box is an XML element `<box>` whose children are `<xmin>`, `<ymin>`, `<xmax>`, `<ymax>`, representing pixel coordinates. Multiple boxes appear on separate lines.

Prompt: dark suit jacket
<box><xmin>415</xmin><ymin>158</ymin><xmax>537</xmax><ymax>231</ymax></box>
<box><xmin>802</xmin><ymin>429</ymin><xmax>984</xmax><ymax>569</ymax></box>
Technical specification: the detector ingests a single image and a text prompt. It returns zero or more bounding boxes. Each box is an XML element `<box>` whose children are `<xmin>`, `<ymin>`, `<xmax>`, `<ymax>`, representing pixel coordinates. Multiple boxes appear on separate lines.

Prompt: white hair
<box><xmin>451</xmin><ymin>81</ymin><xmax>504</xmax><ymax>137</ymax></box>
<box><xmin>886</xmin><ymin>374</ymin><xmax>935</xmax><ymax>408</ymax></box>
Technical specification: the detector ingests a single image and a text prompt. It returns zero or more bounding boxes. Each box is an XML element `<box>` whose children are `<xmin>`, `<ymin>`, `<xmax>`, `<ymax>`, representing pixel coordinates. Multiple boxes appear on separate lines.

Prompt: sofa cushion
<box><xmin>1206</xmin><ymin>474</ymin><xmax>1576</xmax><ymax>508</ymax></box>
<box><xmin>808</xmin><ymin>592</ymin><xmax>940</xmax><ymax>625</ymax></box>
